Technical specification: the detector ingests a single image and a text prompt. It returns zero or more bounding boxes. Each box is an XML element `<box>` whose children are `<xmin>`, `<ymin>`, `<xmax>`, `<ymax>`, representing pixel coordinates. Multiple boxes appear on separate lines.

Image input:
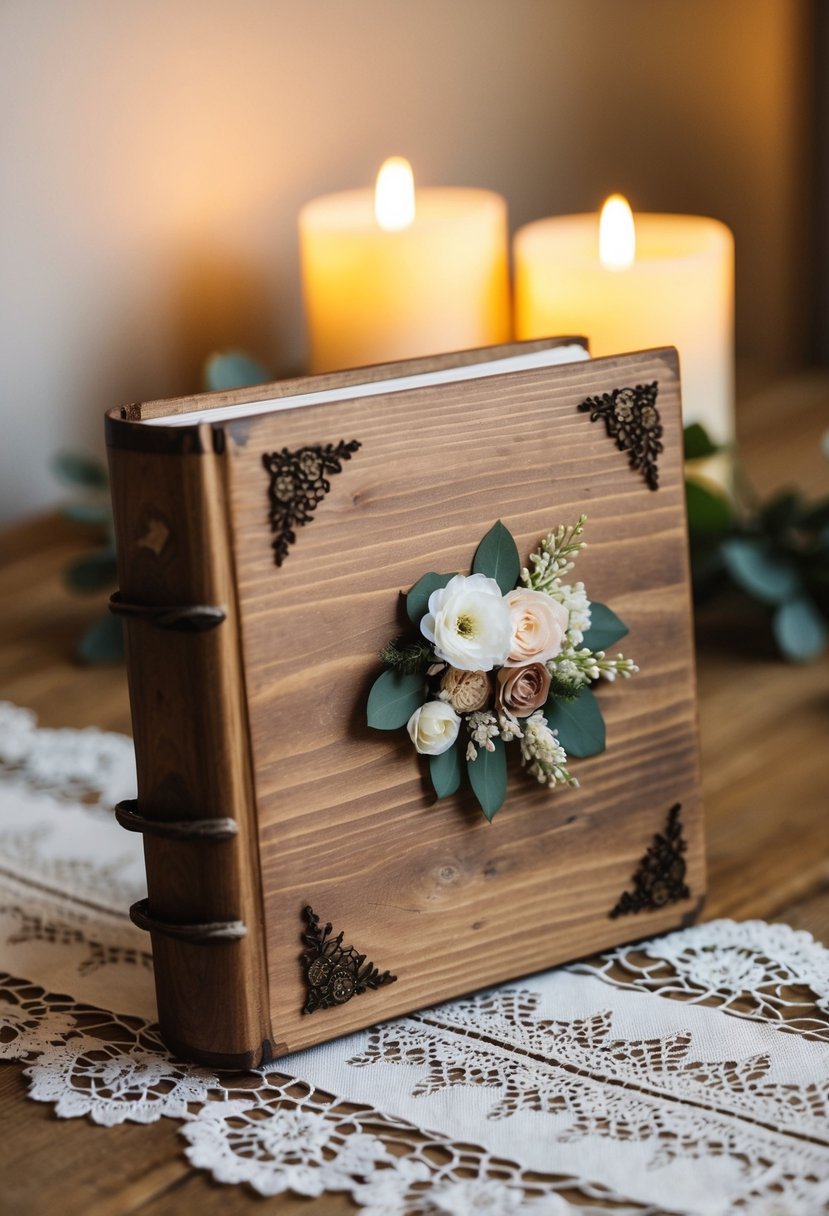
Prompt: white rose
<box><xmin>420</xmin><ymin>573</ymin><xmax>513</xmax><ymax>671</ymax></box>
<box><xmin>407</xmin><ymin>700</ymin><xmax>461</xmax><ymax>755</ymax></box>
<box><xmin>504</xmin><ymin>588</ymin><xmax>569</xmax><ymax>666</ymax></box>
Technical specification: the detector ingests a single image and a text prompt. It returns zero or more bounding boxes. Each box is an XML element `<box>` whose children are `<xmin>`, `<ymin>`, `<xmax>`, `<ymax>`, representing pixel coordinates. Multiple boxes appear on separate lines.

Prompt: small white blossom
<box><xmin>520</xmin><ymin>711</ymin><xmax>576</xmax><ymax>789</ymax></box>
<box><xmin>550</xmin><ymin>580</ymin><xmax>591</xmax><ymax>645</ymax></box>
<box><xmin>467</xmin><ymin>710</ymin><xmax>500</xmax><ymax>753</ymax></box>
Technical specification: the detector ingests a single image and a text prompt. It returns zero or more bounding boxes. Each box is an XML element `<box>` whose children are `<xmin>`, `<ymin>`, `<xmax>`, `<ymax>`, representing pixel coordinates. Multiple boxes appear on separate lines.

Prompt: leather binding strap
<box><xmin>114</xmin><ymin>799</ymin><xmax>239</xmax><ymax>842</ymax></box>
<box><xmin>109</xmin><ymin>591</ymin><xmax>226</xmax><ymax>632</ymax></box>
<box><xmin>129</xmin><ymin>898</ymin><xmax>247</xmax><ymax>943</ymax></box>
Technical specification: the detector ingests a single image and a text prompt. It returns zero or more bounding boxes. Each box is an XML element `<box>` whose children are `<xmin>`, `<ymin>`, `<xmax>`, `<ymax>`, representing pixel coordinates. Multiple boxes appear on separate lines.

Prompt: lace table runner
<box><xmin>1</xmin><ymin>701</ymin><xmax>828</xmax><ymax>1216</ymax></box>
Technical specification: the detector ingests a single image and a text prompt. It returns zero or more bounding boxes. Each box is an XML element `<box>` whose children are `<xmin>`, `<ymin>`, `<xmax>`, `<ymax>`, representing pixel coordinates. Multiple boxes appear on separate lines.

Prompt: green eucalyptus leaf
<box><xmin>52</xmin><ymin>452</ymin><xmax>108</xmax><ymax>490</ymax></box>
<box><xmin>64</xmin><ymin>548</ymin><xmax>118</xmax><ymax>594</ymax></box>
<box><xmin>581</xmin><ymin>601</ymin><xmax>628</xmax><ymax>651</ymax></box>
<box><xmin>466</xmin><ymin>735</ymin><xmax>507</xmax><ymax>821</ymax></box>
<box><xmin>406</xmin><ymin>572</ymin><xmax>456</xmax><ymax>625</ymax></box>
<box><xmin>430</xmin><ymin>743</ymin><xmax>463</xmax><ymax>798</ymax></box>
<box><xmin>203</xmin><ymin>350</ymin><xmax>271</xmax><ymax>392</ymax></box>
<box><xmin>76</xmin><ymin>614</ymin><xmax>125</xmax><ymax>664</ymax></box>
<box><xmin>366</xmin><ymin>671</ymin><xmax>424</xmax><ymax>730</ymax></box>
<box><xmin>472</xmin><ymin>520</ymin><xmax>520</xmax><ymax>593</ymax></box>
<box><xmin>685</xmin><ymin>478</ymin><xmax>732</xmax><ymax>536</ymax></box>
<box><xmin>683</xmin><ymin>422</ymin><xmax>721</xmax><ymax>461</ymax></box>
<box><xmin>772</xmin><ymin>596</ymin><xmax>828</xmax><ymax>662</ymax></box>
<box><xmin>761</xmin><ymin>489</ymin><xmax>804</xmax><ymax>535</ymax></box>
<box><xmin>722</xmin><ymin>538</ymin><xmax>801</xmax><ymax>605</ymax></box>
<box><xmin>544</xmin><ymin>686</ymin><xmax>606</xmax><ymax>758</ymax></box>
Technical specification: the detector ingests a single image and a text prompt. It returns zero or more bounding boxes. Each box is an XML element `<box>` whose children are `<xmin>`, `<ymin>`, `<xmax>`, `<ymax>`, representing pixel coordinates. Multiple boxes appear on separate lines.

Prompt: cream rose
<box><xmin>496</xmin><ymin>662</ymin><xmax>551</xmax><ymax>717</ymax></box>
<box><xmin>441</xmin><ymin>667</ymin><xmax>491</xmax><ymax>713</ymax></box>
<box><xmin>504</xmin><ymin>588</ymin><xmax>568</xmax><ymax>666</ymax></box>
<box><xmin>407</xmin><ymin>700</ymin><xmax>461</xmax><ymax>755</ymax></box>
<box><xmin>421</xmin><ymin>573</ymin><xmax>513</xmax><ymax>671</ymax></box>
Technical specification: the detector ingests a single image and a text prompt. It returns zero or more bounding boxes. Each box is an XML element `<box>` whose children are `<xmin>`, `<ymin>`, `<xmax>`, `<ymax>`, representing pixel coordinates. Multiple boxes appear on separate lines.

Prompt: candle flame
<box><xmin>374</xmin><ymin>156</ymin><xmax>416</xmax><ymax>231</ymax></box>
<box><xmin>599</xmin><ymin>194</ymin><xmax>635</xmax><ymax>270</ymax></box>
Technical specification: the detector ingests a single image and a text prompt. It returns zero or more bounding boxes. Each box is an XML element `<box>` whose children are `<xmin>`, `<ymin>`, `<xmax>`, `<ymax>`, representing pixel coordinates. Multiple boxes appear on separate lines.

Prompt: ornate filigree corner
<box><xmin>262</xmin><ymin>439</ymin><xmax>361</xmax><ymax>566</ymax></box>
<box><xmin>577</xmin><ymin>382</ymin><xmax>662</xmax><ymax>490</ymax></box>
<box><xmin>610</xmin><ymin>803</ymin><xmax>690</xmax><ymax>917</ymax></box>
<box><xmin>300</xmin><ymin>906</ymin><xmax>397</xmax><ymax>1014</ymax></box>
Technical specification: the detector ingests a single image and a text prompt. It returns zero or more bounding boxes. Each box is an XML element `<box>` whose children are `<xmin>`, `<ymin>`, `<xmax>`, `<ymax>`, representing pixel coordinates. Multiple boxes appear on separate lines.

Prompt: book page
<box><xmin>143</xmin><ymin>344</ymin><xmax>590</xmax><ymax>427</ymax></box>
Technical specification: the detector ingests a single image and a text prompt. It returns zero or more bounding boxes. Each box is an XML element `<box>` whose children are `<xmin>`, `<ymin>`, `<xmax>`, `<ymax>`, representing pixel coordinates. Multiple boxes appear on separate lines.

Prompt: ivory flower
<box><xmin>407</xmin><ymin>700</ymin><xmax>461</xmax><ymax>755</ymax></box>
<box><xmin>504</xmin><ymin>588</ymin><xmax>568</xmax><ymax>666</ymax></box>
<box><xmin>421</xmin><ymin>574</ymin><xmax>513</xmax><ymax>671</ymax></box>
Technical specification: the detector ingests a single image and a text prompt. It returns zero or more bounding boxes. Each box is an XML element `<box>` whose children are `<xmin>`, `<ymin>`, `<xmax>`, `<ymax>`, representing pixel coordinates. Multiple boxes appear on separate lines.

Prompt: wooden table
<box><xmin>1</xmin><ymin>372</ymin><xmax>827</xmax><ymax>1214</ymax></box>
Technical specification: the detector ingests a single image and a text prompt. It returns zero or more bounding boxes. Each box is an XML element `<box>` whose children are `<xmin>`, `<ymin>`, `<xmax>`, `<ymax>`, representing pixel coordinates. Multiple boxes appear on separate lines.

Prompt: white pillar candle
<box><xmin>514</xmin><ymin>197</ymin><xmax>735</xmax><ymax>446</ymax></box>
<box><xmin>300</xmin><ymin>158</ymin><xmax>511</xmax><ymax>373</ymax></box>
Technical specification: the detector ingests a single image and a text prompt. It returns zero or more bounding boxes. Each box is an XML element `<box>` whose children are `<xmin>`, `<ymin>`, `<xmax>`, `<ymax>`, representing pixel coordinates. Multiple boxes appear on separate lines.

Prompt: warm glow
<box><xmin>374</xmin><ymin>156</ymin><xmax>416</xmax><ymax>231</ymax></box>
<box><xmin>599</xmin><ymin>194</ymin><xmax>636</xmax><ymax>270</ymax></box>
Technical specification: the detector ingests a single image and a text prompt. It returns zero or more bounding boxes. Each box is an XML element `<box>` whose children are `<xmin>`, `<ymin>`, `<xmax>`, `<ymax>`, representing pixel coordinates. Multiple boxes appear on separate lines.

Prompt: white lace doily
<box><xmin>1</xmin><ymin>701</ymin><xmax>828</xmax><ymax>1216</ymax></box>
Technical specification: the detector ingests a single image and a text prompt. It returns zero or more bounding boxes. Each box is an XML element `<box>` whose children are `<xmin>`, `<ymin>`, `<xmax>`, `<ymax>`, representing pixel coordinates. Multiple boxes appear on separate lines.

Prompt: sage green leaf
<box><xmin>773</xmin><ymin>596</ymin><xmax>827</xmax><ymax>662</ymax></box>
<box><xmin>52</xmin><ymin>452</ymin><xmax>108</xmax><ymax>490</ymax></box>
<box><xmin>366</xmin><ymin>671</ymin><xmax>424</xmax><ymax>730</ymax></box>
<box><xmin>544</xmin><ymin>686</ymin><xmax>606</xmax><ymax>758</ymax></box>
<box><xmin>76</xmin><ymin>614</ymin><xmax>125</xmax><ymax>664</ymax></box>
<box><xmin>722</xmin><ymin>538</ymin><xmax>801</xmax><ymax>605</ymax></box>
<box><xmin>685</xmin><ymin>478</ymin><xmax>732</xmax><ymax>536</ymax></box>
<box><xmin>581</xmin><ymin>601</ymin><xmax>628</xmax><ymax>651</ymax></box>
<box><xmin>203</xmin><ymin>350</ymin><xmax>271</xmax><ymax>391</ymax></box>
<box><xmin>683</xmin><ymin>422</ymin><xmax>721</xmax><ymax>461</ymax></box>
<box><xmin>472</xmin><ymin>520</ymin><xmax>520</xmax><ymax>593</ymax></box>
<box><xmin>64</xmin><ymin>548</ymin><xmax>118</xmax><ymax>594</ymax></box>
<box><xmin>406</xmin><ymin>572</ymin><xmax>455</xmax><ymax>625</ymax></box>
<box><xmin>466</xmin><ymin>735</ymin><xmax>507</xmax><ymax>821</ymax></box>
<box><xmin>430</xmin><ymin>743</ymin><xmax>463</xmax><ymax>798</ymax></box>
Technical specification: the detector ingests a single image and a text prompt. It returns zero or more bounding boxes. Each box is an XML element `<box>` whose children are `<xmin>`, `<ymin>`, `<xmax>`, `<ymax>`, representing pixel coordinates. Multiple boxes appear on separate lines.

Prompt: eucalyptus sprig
<box><xmin>684</xmin><ymin>423</ymin><xmax>829</xmax><ymax>661</ymax></box>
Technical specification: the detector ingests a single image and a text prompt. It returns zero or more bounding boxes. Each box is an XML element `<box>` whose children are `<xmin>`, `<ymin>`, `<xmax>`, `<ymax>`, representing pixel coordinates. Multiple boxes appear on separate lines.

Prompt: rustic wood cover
<box><xmin>221</xmin><ymin>347</ymin><xmax>703</xmax><ymax>1055</ymax></box>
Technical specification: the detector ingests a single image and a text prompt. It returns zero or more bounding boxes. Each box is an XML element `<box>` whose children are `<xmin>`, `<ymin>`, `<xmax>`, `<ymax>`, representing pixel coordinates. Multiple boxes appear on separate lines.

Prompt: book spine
<box><xmin>106</xmin><ymin>415</ymin><xmax>274</xmax><ymax>1068</ymax></box>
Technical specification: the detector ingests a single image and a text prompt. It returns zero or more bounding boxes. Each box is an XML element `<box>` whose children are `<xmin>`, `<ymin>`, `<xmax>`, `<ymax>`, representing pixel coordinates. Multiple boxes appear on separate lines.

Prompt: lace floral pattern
<box><xmin>2</xmin><ymin>703</ymin><xmax>828</xmax><ymax>1214</ymax></box>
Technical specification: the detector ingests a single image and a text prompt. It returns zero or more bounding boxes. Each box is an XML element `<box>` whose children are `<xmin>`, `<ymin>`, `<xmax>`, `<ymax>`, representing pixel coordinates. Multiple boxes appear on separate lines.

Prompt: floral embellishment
<box><xmin>367</xmin><ymin>518</ymin><xmax>638</xmax><ymax>820</ymax></box>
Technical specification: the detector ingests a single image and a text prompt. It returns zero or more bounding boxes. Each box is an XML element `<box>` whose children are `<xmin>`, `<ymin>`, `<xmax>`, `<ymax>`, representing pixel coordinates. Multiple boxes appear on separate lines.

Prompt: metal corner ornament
<box><xmin>300</xmin><ymin>906</ymin><xmax>397</xmax><ymax>1014</ymax></box>
<box><xmin>263</xmin><ymin>439</ymin><xmax>361</xmax><ymax>566</ymax></box>
<box><xmin>610</xmin><ymin>803</ymin><xmax>690</xmax><ymax>917</ymax></box>
<box><xmin>577</xmin><ymin>382</ymin><xmax>662</xmax><ymax>490</ymax></box>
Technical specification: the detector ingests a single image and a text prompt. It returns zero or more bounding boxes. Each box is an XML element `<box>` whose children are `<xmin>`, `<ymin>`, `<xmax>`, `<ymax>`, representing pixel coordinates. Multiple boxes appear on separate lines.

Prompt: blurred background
<box><xmin>0</xmin><ymin>0</ymin><xmax>819</xmax><ymax>522</ymax></box>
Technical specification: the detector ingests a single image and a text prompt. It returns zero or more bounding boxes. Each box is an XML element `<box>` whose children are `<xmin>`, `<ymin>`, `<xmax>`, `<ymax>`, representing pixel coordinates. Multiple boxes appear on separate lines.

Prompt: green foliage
<box><xmin>683</xmin><ymin>422</ymin><xmax>722</xmax><ymax>461</ymax></box>
<box><xmin>773</xmin><ymin>596</ymin><xmax>827</xmax><ymax>662</ymax></box>
<box><xmin>366</xmin><ymin>671</ymin><xmax>425</xmax><ymax>730</ymax></box>
<box><xmin>581</xmin><ymin>602</ymin><xmax>628</xmax><ymax>652</ymax></box>
<box><xmin>466</xmin><ymin>735</ymin><xmax>507</xmax><ymax>821</ymax></box>
<box><xmin>64</xmin><ymin>548</ymin><xmax>118</xmax><ymax>594</ymax></box>
<box><xmin>378</xmin><ymin>637</ymin><xmax>436</xmax><ymax>675</ymax></box>
<box><xmin>203</xmin><ymin>350</ymin><xmax>272</xmax><ymax>391</ymax></box>
<box><xmin>52</xmin><ymin>451</ymin><xmax>109</xmax><ymax>490</ymax></box>
<box><xmin>684</xmin><ymin>423</ymin><xmax>829</xmax><ymax>663</ymax></box>
<box><xmin>544</xmin><ymin>686</ymin><xmax>606</xmax><ymax>759</ymax></box>
<box><xmin>430</xmin><ymin>744</ymin><xmax>463</xmax><ymax>798</ymax></box>
<box><xmin>721</xmin><ymin>539</ymin><xmax>800</xmax><ymax>605</ymax></box>
<box><xmin>76</xmin><ymin>614</ymin><xmax>125</xmax><ymax>664</ymax></box>
<box><xmin>406</xmin><ymin>572</ymin><xmax>455</xmax><ymax>625</ymax></box>
<box><xmin>472</xmin><ymin>520</ymin><xmax>520</xmax><ymax>594</ymax></box>
<box><xmin>685</xmin><ymin>479</ymin><xmax>732</xmax><ymax>536</ymax></box>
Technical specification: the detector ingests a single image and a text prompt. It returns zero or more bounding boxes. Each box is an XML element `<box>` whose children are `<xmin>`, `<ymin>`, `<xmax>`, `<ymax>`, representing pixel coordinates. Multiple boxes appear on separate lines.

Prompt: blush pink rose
<box><xmin>504</xmin><ymin>588</ymin><xmax>568</xmax><ymax>666</ymax></box>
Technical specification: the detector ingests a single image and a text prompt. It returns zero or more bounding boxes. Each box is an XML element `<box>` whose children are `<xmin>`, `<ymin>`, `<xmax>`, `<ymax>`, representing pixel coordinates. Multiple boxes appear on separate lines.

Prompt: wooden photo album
<box><xmin>106</xmin><ymin>337</ymin><xmax>704</xmax><ymax>1067</ymax></box>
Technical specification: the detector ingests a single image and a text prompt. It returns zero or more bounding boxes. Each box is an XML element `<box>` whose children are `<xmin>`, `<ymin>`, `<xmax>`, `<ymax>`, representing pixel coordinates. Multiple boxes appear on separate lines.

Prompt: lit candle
<box><xmin>514</xmin><ymin>196</ymin><xmax>735</xmax><ymax>446</ymax></box>
<box><xmin>299</xmin><ymin>157</ymin><xmax>511</xmax><ymax>373</ymax></box>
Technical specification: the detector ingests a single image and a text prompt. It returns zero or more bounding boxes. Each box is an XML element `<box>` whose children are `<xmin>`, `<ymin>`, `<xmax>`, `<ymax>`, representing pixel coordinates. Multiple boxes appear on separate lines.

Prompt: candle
<box><xmin>299</xmin><ymin>157</ymin><xmax>511</xmax><ymax>373</ymax></box>
<box><xmin>514</xmin><ymin>196</ymin><xmax>735</xmax><ymax>446</ymax></box>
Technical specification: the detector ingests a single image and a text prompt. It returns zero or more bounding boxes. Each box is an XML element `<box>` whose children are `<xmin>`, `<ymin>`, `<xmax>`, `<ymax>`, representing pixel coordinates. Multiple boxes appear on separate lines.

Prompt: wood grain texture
<box><xmin>107</xmin><ymin>436</ymin><xmax>272</xmax><ymax>1066</ymax></box>
<box><xmin>0</xmin><ymin>366</ymin><xmax>825</xmax><ymax>1214</ymax></box>
<box><xmin>225</xmin><ymin>347</ymin><xmax>704</xmax><ymax>1054</ymax></box>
